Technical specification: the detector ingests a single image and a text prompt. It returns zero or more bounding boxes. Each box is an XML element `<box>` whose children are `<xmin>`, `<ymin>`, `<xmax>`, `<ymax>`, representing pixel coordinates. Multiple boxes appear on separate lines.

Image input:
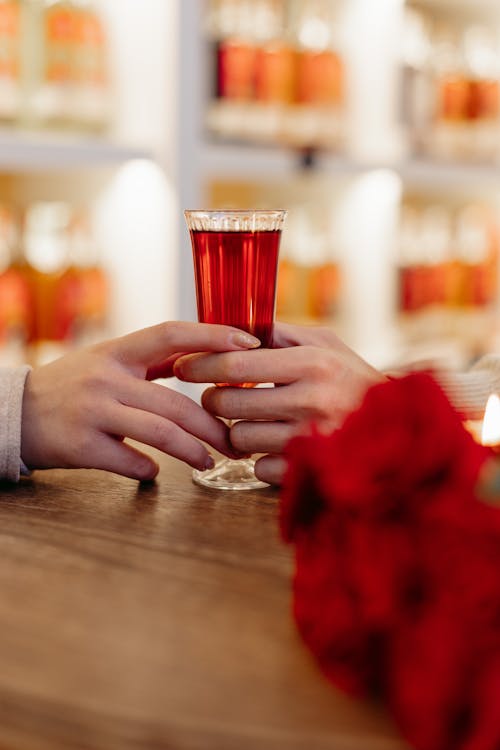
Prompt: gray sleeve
<box><xmin>0</xmin><ymin>366</ymin><xmax>32</xmax><ymax>483</ymax></box>
<box><xmin>436</xmin><ymin>355</ymin><xmax>500</xmax><ymax>420</ymax></box>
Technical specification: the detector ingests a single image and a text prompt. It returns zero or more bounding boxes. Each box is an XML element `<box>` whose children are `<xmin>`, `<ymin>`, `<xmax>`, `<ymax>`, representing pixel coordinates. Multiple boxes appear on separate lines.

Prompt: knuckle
<box><xmin>223</xmin><ymin>388</ymin><xmax>243</xmax><ymax>417</ymax></box>
<box><xmin>201</xmin><ymin>387</ymin><xmax>218</xmax><ymax>413</ymax></box>
<box><xmin>295</xmin><ymin>389</ymin><xmax>325</xmax><ymax>421</ymax></box>
<box><xmin>224</xmin><ymin>352</ymin><xmax>246</xmax><ymax>384</ymax></box>
<box><xmin>88</xmin><ymin>341</ymin><xmax>107</xmax><ymax>358</ymax></box>
<box><xmin>304</xmin><ymin>349</ymin><xmax>332</xmax><ymax>382</ymax></box>
<box><xmin>296</xmin><ymin>345</ymin><xmax>317</xmax><ymax>368</ymax></box>
<box><xmin>80</xmin><ymin>363</ymin><xmax>109</xmax><ymax>393</ymax></box>
<box><xmin>230</xmin><ymin>422</ymin><xmax>251</xmax><ymax>452</ymax></box>
<box><xmin>151</xmin><ymin>419</ymin><xmax>175</xmax><ymax>448</ymax></box>
<box><xmin>167</xmin><ymin>392</ymin><xmax>190</xmax><ymax>425</ymax></box>
<box><xmin>308</xmin><ymin>325</ymin><xmax>340</xmax><ymax>348</ymax></box>
<box><xmin>317</xmin><ymin>325</ymin><xmax>337</xmax><ymax>341</ymax></box>
<box><xmin>203</xmin><ymin>386</ymin><xmax>237</xmax><ymax>418</ymax></box>
<box><xmin>160</xmin><ymin>321</ymin><xmax>176</xmax><ymax>346</ymax></box>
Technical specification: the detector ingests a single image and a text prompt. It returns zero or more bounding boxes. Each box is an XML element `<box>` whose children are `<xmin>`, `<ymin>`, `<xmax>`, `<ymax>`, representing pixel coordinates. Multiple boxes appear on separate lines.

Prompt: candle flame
<box><xmin>482</xmin><ymin>394</ymin><xmax>500</xmax><ymax>447</ymax></box>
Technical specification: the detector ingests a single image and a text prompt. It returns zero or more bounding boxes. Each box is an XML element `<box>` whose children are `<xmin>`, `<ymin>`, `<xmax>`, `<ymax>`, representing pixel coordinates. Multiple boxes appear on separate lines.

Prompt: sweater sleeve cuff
<box><xmin>435</xmin><ymin>355</ymin><xmax>500</xmax><ymax>420</ymax></box>
<box><xmin>20</xmin><ymin>459</ymin><xmax>31</xmax><ymax>477</ymax></box>
<box><xmin>384</xmin><ymin>355</ymin><xmax>500</xmax><ymax>421</ymax></box>
<box><xmin>0</xmin><ymin>365</ymin><xmax>32</xmax><ymax>483</ymax></box>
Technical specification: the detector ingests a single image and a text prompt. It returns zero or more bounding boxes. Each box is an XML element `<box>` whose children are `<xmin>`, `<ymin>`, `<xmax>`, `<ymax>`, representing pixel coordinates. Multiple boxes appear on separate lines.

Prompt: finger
<box><xmin>176</xmin><ymin>347</ymin><xmax>323</xmax><ymax>387</ymax></box>
<box><xmin>90</xmin><ymin>437</ymin><xmax>159</xmax><ymax>481</ymax></box>
<box><xmin>273</xmin><ymin>323</ymin><xmax>373</xmax><ymax>376</ymax></box>
<box><xmin>108</xmin><ymin>322</ymin><xmax>261</xmax><ymax>371</ymax></box>
<box><xmin>102</xmin><ymin>403</ymin><xmax>215</xmax><ymax>471</ymax></box>
<box><xmin>146</xmin><ymin>352</ymin><xmax>187</xmax><ymax>381</ymax></box>
<box><xmin>116</xmin><ymin>377</ymin><xmax>237</xmax><ymax>458</ymax></box>
<box><xmin>202</xmin><ymin>382</ymin><xmax>311</xmax><ymax>422</ymax></box>
<box><xmin>230</xmin><ymin>420</ymin><xmax>294</xmax><ymax>455</ymax></box>
<box><xmin>272</xmin><ymin>321</ymin><xmax>342</xmax><ymax>349</ymax></box>
<box><xmin>254</xmin><ymin>455</ymin><xmax>287</xmax><ymax>486</ymax></box>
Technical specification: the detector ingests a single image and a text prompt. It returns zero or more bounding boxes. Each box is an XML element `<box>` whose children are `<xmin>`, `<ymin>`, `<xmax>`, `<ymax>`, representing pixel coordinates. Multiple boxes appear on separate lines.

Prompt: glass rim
<box><xmin>184</xmin><ymin>209</ymin><xmax>287</xmax><ymax>216</ymax></box>
<box><xmin>184</xmin><ymin>209</ymin><xmax>287</xmax><ymax>233</ymax></box>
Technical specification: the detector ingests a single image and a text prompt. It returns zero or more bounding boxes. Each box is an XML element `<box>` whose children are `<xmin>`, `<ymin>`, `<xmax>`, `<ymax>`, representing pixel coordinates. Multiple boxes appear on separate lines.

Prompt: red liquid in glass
<box><xmin>190</xmin><ymin>229</ymin><xmax>280</xmax><ymax>345</ymax></box>
<box><xmin>190</xmin><ymin>228</ymin><xmax>281</xmax><ymax>387</ymax></box>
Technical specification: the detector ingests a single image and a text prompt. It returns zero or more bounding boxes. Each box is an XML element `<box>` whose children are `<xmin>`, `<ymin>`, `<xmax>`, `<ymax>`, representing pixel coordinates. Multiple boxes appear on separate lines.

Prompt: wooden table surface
<box><xmin>0</xmin><ymin>452</ymin><xmax>408</xmax><ymax>750</ymax></box>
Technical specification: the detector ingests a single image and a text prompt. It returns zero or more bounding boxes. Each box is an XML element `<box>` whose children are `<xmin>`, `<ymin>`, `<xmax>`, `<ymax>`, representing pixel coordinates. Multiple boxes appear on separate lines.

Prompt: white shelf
<box><xmin>323</xmin><ymin>156</ymin><xmax>500</xmax><ymax>186</ymax></box>
<box><xmin>199</xmin><ymin>141</ymin><xmax>500</xmax><ymax>188</ymax></box>
<box><xmin>395</xmin><ymin>158</ymin><xmax>500</xmax><ymax>186</ymax></box>
<box><xmin>414</xmin><ymin>0</ymin><xmax>500</xmax><ymax>15</ymax></box>
<box><xmin>200</xmin><ymin>141</ymin><xmax>304</xmax><ymax>180</ymax></box>
<box><xmin>0</xmin><ymin>129</ymin><xmax>152</xmax><ymax>172</ymax></box>
<box><xmin>319</xmin><ymin>155</ymin><xmax>500</xmax><ymax>187</ymax></box>
<box><xmin>201</xmin><ymin>142</ymin><xmax>394</xmax><ymax>182</ymax></box>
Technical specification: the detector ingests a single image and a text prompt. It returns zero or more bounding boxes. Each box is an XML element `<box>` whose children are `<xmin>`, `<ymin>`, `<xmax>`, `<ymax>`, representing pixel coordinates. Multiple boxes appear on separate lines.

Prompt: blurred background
<box><xmin>0</xmin><ymin>0</ymin><xmax>499</xmax><ymax>373</ymax></box>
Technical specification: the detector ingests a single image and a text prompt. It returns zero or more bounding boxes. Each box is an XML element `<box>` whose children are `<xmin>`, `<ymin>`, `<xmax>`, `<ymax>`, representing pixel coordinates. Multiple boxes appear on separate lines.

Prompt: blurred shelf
<box><xmin>305</xmin><ymin>154</ymin><xmax>500</xmax><ymax>186</ymax></box>
<box><xmin>395</xmin><ymin>158</ymin><xmax>500</xmax><ymax>186</ymax></box>
<box><xmin>414</xmin><ymin>0</ymin><xmax>500</xmax><ymax>13</ymax></box>
<box><xmin>200</xmin><ymin>141</ymin><xmax>307</xmax><ymax>179</ymax></box>
<box><xmin>0</xmin><ymin>129</ymin><xmax>152</xmax><ymax>172</ymax></box>
<box><xmin>201</xmin><ymin>142</ymin><xmax>500</xmax><ymax>188</ymax></box>
<box><xmin>201</xmin><ymin>141</ymin><xmax>393</xmax><ymax>180</ymax></box>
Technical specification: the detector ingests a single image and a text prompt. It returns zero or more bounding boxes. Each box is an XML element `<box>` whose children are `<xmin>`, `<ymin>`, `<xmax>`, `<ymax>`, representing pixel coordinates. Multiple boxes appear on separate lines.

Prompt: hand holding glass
<box><xmin>184</xmin><ymin>209</ymin><xmax>287</xmax><ymax>490</ymax></box>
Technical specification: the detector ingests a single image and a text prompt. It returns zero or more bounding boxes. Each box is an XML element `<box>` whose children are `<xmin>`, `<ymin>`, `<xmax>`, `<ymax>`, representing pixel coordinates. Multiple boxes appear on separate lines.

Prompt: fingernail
<box><xmin>231</xmin><ymin>332</ymin><xmax>261</xmax><ymax>349</ymax></box>
<box><xmin>205</xmin><ymin>455</ymin><xmax>215</xmax><ymax>470</ymax></box>
<box><xmin>137</xmin><ymin>462</ymin><xmax>159</xmax><ymax>482</ymax></box>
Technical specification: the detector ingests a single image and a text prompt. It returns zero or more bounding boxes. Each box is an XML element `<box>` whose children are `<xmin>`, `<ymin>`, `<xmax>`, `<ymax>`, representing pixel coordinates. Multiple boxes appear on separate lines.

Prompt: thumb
<box><xmin>109</xmin><ymin>321</ymin><xmax>261</xmax><ymax>372</ymax></box>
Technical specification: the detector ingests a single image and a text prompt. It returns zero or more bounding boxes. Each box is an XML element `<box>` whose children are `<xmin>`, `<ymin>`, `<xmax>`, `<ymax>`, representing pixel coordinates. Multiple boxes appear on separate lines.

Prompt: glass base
<box><xmin>192</xmin><ymin>458</ymin><xmax>269</xmax><ymax>491</ymax></box>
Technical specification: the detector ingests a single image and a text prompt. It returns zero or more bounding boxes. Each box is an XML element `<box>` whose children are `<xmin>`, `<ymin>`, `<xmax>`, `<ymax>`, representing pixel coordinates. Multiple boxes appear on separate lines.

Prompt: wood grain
<box><xmin>0</xmin><ymin>454</ymin><xmax>408</xmax><ymax>750</ymax></box>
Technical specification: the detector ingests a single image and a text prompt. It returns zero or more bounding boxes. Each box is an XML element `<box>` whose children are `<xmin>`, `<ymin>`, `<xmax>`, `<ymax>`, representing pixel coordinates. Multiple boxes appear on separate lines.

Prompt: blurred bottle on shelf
<box><xmin>67</xmin><ymin>210</ymin><xmax>108</xmax><ymax>346</ymax></box>
<box><xmin>404</xmin><ymin>4</ymin><xmax>500</xmax><ymax>162</ymax></box>
<box><xmin>276</xmin><ymin>250</ymin><xmax>301</xmax><ymax>320</ymax></box>
<box><xmin>20</xmin><ymin>201</ymin><xmax>109</xmax><ymax>365</ymax></box>
<box><xmin>71</xmin><ymin>0</ymin><xmax>109</xmax><ymax>130</ymax></box>
<box><xmin>455</xmin><ymin>203</ymin><xmax>498</xmax><ymax>306</ymax></box>
<box><xmin>398</xmin><ymin>204</ymin><xmax>426</xmax><ymax>315</ymax></box>
<box><xmin>17</xmin><ymin>0</ymin><xmax>109</xmax><ymax>131</ymax></box>
<box><xmin>0</xmin><ymin>0</ymin><xmax>21</xmax><ymax>122</ymax></box>
<box><xmin>276</xmin><ymin>206</ymin><xmax>340</xmax><ymax>323</ymax></box>
<box><xmin>253</xmin><ymin>0</ymin><xmax>294</xmax><ymax>142</ymax></box>
<box><xmin>214</xmin><ymin>0</ymin><xmax>256</xmax><ymax>102</ymax></box>
<box><xmin>397</xmin><ymin>198</ymin><xmax>499</xmax><ymax>356</ymax></box>
<box><xmin>419</xmin><ymin>204</ymin><xmax>453</xmax><ymax>325</ymax></box>
<box><xmin>400</xmin><ymin>5</ymin><xmax>433</xmax><ymax>155</ymax></box>
<box><xmin>307</xmin><ymin>219</ymin><xmax>340</xmax><ymax>320</ymax></box>
<box><xmin>206</xmin><ymin>0</ymin><xmax>345</xmax><ymax>151</ymax></box>
<box><xmin>23</xmin><ymin>201</ymin><xmax>73</xmax><ymax>364</ymax></box>
<box><xmin>398</xmin><ymin>203</ymin><xmax>453</xmax><ymax>340</ymax></box>
<box><xmin>462</xmin><ymin>27</ymin><xmax>500</xmax><ymax>161</ymax></box>
<box><xmin>453</xmin><ymin>203</ymin><xmax>499</xmax><ymax>354</ymax></box>
<box><xmin>25</xmin><ymin>0</ymin><xmax>78</xmax><ymax>127</ymax></box>
<box><xmin>285</xmin><ymin>0</ymin><xmax>344</xmax><ymax>149</ymax></box>
<box><xmin>429</xmin><ymin>25</ymin><xmax>468</xmax><ymax>160</ymax></box>
<box><xmin>276</xmin><ymin>208</ymin><xmax>311</xmax><ymax>321</ymax></box>
<box><xmin>0</xmin><ymin>204</ymin><xmax>31</xmax><ymax>364</ymax></box>
<box><xmin>207</xmin><ymin>0</ymin><xmax>258</xmax><ymax>139</ymax></box>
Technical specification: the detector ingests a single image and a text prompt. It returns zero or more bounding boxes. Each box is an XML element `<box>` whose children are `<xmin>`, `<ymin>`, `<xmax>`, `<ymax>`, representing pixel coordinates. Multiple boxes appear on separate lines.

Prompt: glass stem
<box><xmin>226</xmin><ymin>419</ymin><xmax>235</xmax><ymax>459</ymax></box>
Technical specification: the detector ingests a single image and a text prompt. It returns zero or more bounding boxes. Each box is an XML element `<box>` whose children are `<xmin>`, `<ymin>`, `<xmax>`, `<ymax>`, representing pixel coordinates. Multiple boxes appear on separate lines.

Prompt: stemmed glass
<box><xmin>184</xmin><ymin>209</ymin><xmax>287</xmax><ymax>490</ymax></box>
